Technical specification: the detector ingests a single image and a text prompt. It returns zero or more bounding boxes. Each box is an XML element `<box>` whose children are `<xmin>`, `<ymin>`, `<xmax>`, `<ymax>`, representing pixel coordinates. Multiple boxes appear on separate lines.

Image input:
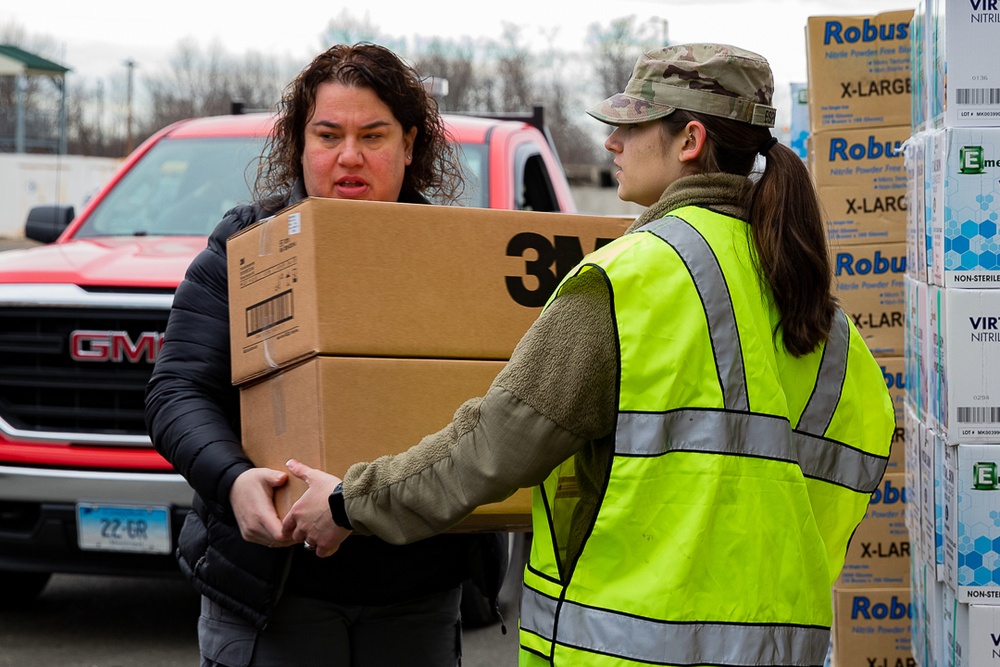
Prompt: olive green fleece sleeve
<box><xmin>342</xmin><ymin>269</ymin><xmax>618</xmax><ymax>544</ymax></box>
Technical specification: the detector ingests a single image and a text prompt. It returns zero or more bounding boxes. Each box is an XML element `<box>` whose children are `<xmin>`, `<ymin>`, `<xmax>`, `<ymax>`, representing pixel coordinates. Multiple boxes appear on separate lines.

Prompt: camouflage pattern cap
<box><xmin>588</xmin><ymin>43</ymin><xmax>776</xmax><ymax>128</ymax></box>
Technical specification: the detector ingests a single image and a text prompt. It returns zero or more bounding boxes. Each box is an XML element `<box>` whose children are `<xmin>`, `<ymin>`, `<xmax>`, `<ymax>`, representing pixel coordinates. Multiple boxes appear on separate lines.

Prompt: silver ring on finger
<box><xmin>304</xmin><ymin>541</ymin><xmax>315</xmax><ymax>551</ymax></box>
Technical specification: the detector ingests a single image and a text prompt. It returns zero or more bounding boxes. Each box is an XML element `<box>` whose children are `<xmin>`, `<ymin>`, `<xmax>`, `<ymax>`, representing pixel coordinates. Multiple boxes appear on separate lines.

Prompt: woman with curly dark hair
<box><xmin>146</xmin><ymin>43</ymin><xmax>500</xmax><ymax>667</ymax></box>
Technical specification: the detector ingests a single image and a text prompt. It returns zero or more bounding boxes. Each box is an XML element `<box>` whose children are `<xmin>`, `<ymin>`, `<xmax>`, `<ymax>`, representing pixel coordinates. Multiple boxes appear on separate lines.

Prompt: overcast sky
<box><xmin>4</xmin><ymin>0</ymin><xmax>917</xmax><ymax>137</ymax></box>
<box><xmin>5</xmin><ymin>0</ymin><xmax>917</xmax><ymax>81</ymax></box>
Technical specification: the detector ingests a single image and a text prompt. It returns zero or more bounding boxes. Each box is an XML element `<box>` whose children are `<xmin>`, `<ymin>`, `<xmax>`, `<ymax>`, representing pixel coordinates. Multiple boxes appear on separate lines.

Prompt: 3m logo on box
<box><xmin>506</xmin><ymin>232</ymin><xmax>615</xmax><ymax>308</ymax></box>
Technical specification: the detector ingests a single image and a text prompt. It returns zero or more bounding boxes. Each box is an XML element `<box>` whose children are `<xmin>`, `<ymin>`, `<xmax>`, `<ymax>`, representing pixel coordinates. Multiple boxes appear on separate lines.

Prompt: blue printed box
<box><xmin>812</xmin><ymin>126</ymin><xmax>910</xmax><ymax>246</ymax></box>
<box><xmin>806</xmin><ymin>10</ymin><xmax>915</xmax><ymax>133</ymax></box>
<box><xmin>944</xmin><ymin>444</ymin><xmax>1000</xmax><ymax>604</ymax></box>
<box><xmin>931</xmin><ymin>127</ymin><xmax>1000</xmax><ymax>288</ymax></box>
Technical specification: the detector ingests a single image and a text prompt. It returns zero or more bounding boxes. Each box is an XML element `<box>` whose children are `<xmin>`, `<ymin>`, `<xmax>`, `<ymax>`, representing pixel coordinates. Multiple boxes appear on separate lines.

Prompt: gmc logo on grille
<box><xmin>70</xmin><ymin>330</ymin><xmax>164</xmax><ymax>363</ymax></box>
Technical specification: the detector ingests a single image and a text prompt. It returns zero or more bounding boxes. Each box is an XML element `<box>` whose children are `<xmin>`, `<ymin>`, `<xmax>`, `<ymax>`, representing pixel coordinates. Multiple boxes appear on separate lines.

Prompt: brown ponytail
<box><xmin>663</xmin><ymin>111</ymin><xmax>837</xmax><ymax>357</ymax></box>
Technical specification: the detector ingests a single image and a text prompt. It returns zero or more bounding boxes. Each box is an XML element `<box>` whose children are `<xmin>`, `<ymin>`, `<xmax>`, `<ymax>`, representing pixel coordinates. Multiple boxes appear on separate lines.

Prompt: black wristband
<box><xmin>328</xmin><ymin>482</ymin><xmax>353</xmax><ymax>530</ymax></box>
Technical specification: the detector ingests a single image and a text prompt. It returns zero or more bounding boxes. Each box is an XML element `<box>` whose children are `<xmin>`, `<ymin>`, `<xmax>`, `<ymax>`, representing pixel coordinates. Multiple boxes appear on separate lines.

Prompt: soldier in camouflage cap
<box><xmin>588</xmin><ymin>43</ymin><xmax>777</xmax><ymax>128</ymax></box>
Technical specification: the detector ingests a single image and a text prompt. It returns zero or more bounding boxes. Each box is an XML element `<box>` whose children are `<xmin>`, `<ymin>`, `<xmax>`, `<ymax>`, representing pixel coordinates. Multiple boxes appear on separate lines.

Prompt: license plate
<box><xmin>76</xmin><ymin>503</ymin><xmax>171</xmax><ymax>554</ymax></box>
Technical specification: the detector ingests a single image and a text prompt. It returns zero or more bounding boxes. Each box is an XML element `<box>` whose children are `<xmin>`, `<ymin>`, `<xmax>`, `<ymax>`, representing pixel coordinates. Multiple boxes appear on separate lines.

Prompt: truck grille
<box><xmin>0</xmin><ymin>286</ymin><xmax>173</xmax><ymax>445</ymax></box>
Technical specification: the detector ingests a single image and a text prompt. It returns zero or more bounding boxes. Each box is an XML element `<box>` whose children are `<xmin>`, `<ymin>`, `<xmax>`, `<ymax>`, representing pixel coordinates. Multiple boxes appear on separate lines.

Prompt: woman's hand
<box><xmin>229</xmin><ymin>467</ymin><xmax>296</xmax><ymax>548</ymax></box>
<box><xmin>282</xmin><ymin>459</ymin><xmax>352</xmax><ymax>558</ymax></box>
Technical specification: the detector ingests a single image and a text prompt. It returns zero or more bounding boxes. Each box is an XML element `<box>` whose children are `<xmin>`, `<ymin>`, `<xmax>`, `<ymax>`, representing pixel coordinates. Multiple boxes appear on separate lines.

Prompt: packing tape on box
<box><xmin>269</xmin><ymin>369</ymin><xmax>287</xmax><ymax>437</ymax></box>
<box><xmin>262</xmin><ymin>340</ymin><xmax>279</xmax><ymax>373</ymax></box>
<box><xmin>255</xmin><ymin>214</ymin><xmax>275</xmax><ymax>257</ymax></box>
<box><xmin>253</xmin><ymin>214</ymin><xmax>282</xmax><ymax>375</ymax></box>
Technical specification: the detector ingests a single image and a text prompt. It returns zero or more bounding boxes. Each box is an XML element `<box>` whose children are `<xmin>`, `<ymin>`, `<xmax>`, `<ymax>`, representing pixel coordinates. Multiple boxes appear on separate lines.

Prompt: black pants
<box><xmin>198</xmin><ymin>586</ymin><xmax>463</xmax><ymax>666</ymax></box>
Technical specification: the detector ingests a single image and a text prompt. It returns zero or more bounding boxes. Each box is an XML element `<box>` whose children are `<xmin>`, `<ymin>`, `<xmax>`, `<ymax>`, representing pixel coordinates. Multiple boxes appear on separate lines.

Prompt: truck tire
<box><xmin>0</xmin><ymin>570</ymin><xmax>51</xmax><ymax>608</ymax></box>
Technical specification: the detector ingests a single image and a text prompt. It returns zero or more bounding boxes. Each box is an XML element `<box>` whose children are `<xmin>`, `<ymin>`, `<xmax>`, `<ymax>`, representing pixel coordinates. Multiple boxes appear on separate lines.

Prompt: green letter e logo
<box><xmin>960</xmin><ymin>146</ymin><xmax>986</xmax><ymax>175</ymax></box>
<box><xmin>974</xmin><ymin>461</ymin><xmax>998</xmax><ymax>490</ymax></box>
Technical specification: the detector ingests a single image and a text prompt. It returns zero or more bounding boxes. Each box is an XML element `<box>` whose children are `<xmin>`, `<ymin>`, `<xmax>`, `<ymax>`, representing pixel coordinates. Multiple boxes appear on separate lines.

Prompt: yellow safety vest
<box><xmin>519</xmin><ymin>207</ymin><xmax>894</xmax><ymax>666</ymax></box>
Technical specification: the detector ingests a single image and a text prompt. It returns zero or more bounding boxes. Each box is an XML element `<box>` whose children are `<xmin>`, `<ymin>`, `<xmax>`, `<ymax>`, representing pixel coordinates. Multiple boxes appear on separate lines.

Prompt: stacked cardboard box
<box><xmin>226</xmin><ymin>197</ymin><xmax>631</xmax><ymax>531</ymax></box>
<box><xmin>806</xmin><ymin>10</ymin><xmax>915</xmax><ymax>666</ymax></box>
<box><xmin>904</xmin><ymin>0</ymin><xmax>1000</xmax><ymax>664</ymax></box>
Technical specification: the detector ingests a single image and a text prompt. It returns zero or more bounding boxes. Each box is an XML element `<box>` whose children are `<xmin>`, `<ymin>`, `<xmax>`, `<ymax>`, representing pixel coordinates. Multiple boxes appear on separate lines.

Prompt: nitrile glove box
<box><xmin>930</xmin><ymin>128</ymin><xmax>1000</xmax><ymax>289</ymax></box>
<box><xmin>933</xmin><ymin>288</ymin><xmax>1000</xmax><ymax>442</ymax></box>
<box><xmin>811</xmin><ymin>125</ymin><xmax>910</xmax><ymax>246</ymax></box>
<box><xmin>806</xmin><ymin>10</ymin><xmax>915</xmax><ymax>133</ymax></box>
<box><xmin>831</xmin><ymin>242</ymin><xmax>907</xmax><ymax>355</ymax></box>
<box><xmin>944</xmin><ymin>444</ymin><xmax>1000</xmax><ymax>603</ymax></box>
<box><xmin>906</xmin><ymin>405</ymin><xmax>922</xmax><ymax>543</ymax></box>
<box><xmin>831</xmin><ymin>586</ymin><xmax>913</xmax><ymax>667</ymax></box>
<box><xmin>836</xmin><ymin>472</ymin><xmax>910</xmax><ymax>588</ymax></box>
<box><xmin>929</xmin><ymin>0</ymin><xmax>1000</xmax><ymax>128</ymax></box>
<box><xmin>949</xmin><ymin>601</ymin><xmax>1000</xmax><ymax>667</ymax></box>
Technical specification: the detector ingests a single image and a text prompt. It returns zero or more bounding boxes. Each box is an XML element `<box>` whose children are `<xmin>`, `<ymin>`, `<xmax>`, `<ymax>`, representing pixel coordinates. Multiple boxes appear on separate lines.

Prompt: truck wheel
<box><xmin>0</xmin><ymin>571</ymin><xmax>51</xmax><ymax>608</ymax></box>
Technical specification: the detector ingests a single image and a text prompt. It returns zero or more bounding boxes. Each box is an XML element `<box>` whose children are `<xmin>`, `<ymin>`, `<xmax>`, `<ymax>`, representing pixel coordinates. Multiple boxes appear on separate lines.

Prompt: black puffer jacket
<box><xmin>145</xmin><ymin>190</ymin><xmax>503</xmax><ymax>630</ymax></box>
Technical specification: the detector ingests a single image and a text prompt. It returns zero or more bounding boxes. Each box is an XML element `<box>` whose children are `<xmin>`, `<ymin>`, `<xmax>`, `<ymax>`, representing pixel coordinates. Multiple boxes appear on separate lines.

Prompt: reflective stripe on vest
<box><xmin>641</xmin><ymin>215</ymin><xmax>748</xmax><ymax>411</ymax></box>
<box><xmin>521</xmin><ymin>586</ymin><xmax>831</xmax><ymax>666</ymax></box>
<box><xmin>616</xmin><ymin>408</ymin><xmax>885</xmax><ymax>493</ymax></box>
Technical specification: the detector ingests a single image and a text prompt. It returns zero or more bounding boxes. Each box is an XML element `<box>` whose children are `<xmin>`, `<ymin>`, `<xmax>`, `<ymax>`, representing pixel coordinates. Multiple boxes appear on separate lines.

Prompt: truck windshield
<box><xmin>449</xmin><ymin>143</ymin><xmax>488</xmax><ymax>209</ymax></box>
<box><xmin>75</xmin><ymin>137</ymin><xmax>266</xmax><ymax>238</ymax></box>
<box><xmin>74</xmin><ymin>136</ymin><xmax>489</xmax><ymax>239</ymax></box>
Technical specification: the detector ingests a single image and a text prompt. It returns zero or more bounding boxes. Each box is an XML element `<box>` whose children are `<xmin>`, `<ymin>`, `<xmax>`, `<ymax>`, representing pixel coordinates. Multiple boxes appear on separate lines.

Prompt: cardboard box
<box><xmin>930</xmin><ymin>128</ymin><xmax>1000</xmax><ymax>288</ymax></box>
<box><xmin>811</xmin><ymin>125</ymin><xmax>910</xmax><ymax>245</ymax></box>
<box><xmin>879</xmin><ymin>355</ymin><xmax>907</xmax><ymax>472</ymax></box>
<box><xmin>837</xmin><ymin>472</ymin><xmax>910</xmax><ymax>588</ymax></box>
<box><xmin>239</xmin><ymin>355</ymin><xmax>532</xmax><ymax>531</ymax></box>
<box><xmin>831</xmin><ymin>585</ymin><xmax>914</xmax><ymax>667</ymax></box>
<box><xmin>831</xmin><ymin>242</ymin><xmax>906</xmax><ymax>355</ymax></box>
<box><xmin>806</xmin><ymin>10</ymin><xmax>915</xmax><ymax>133</ymax></box>
<box><xmin>227</xmin><ymin>197</ymin><xmax>631</xmax><ymax>384</ymax></box>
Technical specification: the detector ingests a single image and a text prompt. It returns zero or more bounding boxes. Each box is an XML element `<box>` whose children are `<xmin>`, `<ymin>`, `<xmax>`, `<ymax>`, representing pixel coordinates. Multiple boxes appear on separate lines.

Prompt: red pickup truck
<box><xmin>0</xmin><ymin>109</ymin><xmax>576</xmax><ymax>616</ymax></box>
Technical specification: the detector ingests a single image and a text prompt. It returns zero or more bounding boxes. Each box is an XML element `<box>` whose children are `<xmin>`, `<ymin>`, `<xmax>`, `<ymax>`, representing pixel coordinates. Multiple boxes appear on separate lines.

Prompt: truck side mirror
<box><xmin>25</xmin><ymin>205</ymin><xmax>75</xmax><ymax>244</ymax></box>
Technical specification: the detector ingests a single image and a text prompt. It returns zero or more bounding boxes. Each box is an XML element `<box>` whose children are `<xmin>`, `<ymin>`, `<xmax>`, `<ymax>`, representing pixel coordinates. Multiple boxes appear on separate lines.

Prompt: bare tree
<box><xmin>411</xmin><ymin>37</ymin><xmax>477</xmax><ymax>113</ymax></box>
<box><xmin>587</xmin><ymin>16</ymin><xmax>663</xmax><ymax>99</ymax></box>
<box><xmin>321</xmin><ymin>10</ymin><xmax>407</xmax><ymax>54</ymax></box>
<box><xmin>491</xmin><ymin>24</ymin><xmax>533</xmax><ymax>112</ymax></box>
<box><xmin>5</xmin><ymin>12</ymin><xmax>674</xmax><ymax>166</ymax></box>
<box><xmin>141</xmin><ymin>39</ymin><xmax>290</xmax><ymax>137</ymax></box>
